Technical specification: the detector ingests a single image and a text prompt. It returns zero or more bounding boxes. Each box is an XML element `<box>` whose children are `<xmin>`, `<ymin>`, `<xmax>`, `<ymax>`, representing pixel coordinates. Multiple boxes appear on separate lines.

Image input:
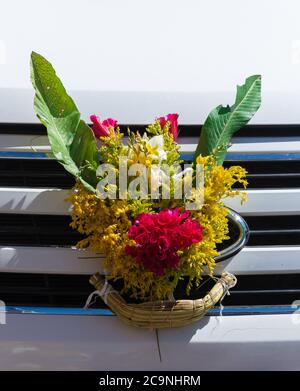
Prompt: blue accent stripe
<box><xmin>0</xmin><ymin>152</ymin><xmax>47</xmax><ymax>158</ymax></box>
<box><xmin>180</xmin><ymin>152</ymin><xmax>300</xmax><ymax>161</ymax></box>
<box><xmin>0</xmin><ymin>306</ymin><xmax>113</xmax><ymax>316</ymax></box>
<box><xmin>225</xmin><ymin>152</ymin><xmax>300</xmax><ymax>161</ymax></box>
<box><xmin>208</xmin><ymin>305</ymin><xmax>300</xmax><ymax>315</ymax></box>
<box><xmin>1</xmin><ymin>151</ymin><xmax>300</xmax><ymax>161</ymax></box>
<box><xmin>1</xmin><ymin>305</ymin><xmax>300</xmax><ymax>317</ymax></box>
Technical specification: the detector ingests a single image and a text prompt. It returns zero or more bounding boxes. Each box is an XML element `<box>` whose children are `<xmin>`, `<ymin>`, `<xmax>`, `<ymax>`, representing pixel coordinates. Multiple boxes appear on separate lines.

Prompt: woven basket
<box><xmin>89</xmin><ymin>272</ymin><xmax>237</xmax><ymax>329</ymax></box>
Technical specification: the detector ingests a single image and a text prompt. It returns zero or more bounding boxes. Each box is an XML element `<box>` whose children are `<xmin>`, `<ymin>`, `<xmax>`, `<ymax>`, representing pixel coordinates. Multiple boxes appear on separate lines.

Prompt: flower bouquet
<box><xmin>30</xmin><ymin>52</ymin><xmax>261</xmax><ymax>328</ymax></box>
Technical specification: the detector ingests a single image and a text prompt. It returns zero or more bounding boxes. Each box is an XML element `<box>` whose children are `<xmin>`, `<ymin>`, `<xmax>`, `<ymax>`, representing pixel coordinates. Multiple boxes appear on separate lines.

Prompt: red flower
<box><xmin>90</xmin><ymin>115</ymin><xmax>118</xmax><ymax>138</ymax></box>
<box><xmin>158</xmin><ymin>113</ymin><xmax>179</xmax><ymax>141</ymax></box>
<box><xmin>126</xmin><ymin>208</ymin><xmax>203</xmax><ymax>276</ymax></box>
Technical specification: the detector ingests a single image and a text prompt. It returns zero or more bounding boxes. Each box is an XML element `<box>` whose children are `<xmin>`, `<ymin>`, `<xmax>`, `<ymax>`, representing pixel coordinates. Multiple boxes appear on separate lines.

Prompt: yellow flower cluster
<box><xmin>127</xmin><ymin>143</ymin><xmax>159</xmax><ymax>167</ymax></box>
<box><xmin>179</xmin><ymin>156</ymin><xmax>247</xmax><ymax>293</ymax></box>
<box><xmin>68</xmin><ymin>155</ymin><xmax>247</xmax><ymax>301</ymax></box>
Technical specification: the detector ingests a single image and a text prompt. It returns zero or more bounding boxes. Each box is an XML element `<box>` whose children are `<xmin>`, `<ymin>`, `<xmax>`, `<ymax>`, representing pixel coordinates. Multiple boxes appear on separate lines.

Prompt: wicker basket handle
<box><xmin>202</xmin><ymin>272</ymin><xmax>237</xmax><ymax>309</ymax></box>
<box><xmin>88</xmin><ymin>272</ymin><xmax>237</xmax><ymax>328</ymax></box>
<box><xmin>89</xmin><ymin>271</ymin><xmax>237</xmax><ymax>307</ymax></box>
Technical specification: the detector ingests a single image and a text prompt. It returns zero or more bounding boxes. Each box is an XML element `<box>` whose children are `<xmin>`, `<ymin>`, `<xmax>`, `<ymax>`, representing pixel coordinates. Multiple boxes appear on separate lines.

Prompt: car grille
<box><xmin>0</xmin><ymin>123</ymin><xmax>299</xmax><ymax>312</ymax></box>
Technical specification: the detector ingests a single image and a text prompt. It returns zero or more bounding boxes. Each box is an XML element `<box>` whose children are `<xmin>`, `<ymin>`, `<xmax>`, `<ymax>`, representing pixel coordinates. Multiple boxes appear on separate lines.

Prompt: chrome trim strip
<box><xmin>1</xmin><ymin>305</ymin><xmax>299</xmax><ymax>316</ymax></box>
<box><xmin>214</xmin><ymin>209</ymin><xmax>250</xmax><ymax>263</ymax></box>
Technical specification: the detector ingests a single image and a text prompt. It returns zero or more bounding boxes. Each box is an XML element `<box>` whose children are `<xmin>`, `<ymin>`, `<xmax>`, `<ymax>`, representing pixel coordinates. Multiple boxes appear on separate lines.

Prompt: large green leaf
<box><xmin>30</xmin><ymin>51</ymin><xmax>98</xmax><ymax>192</ymax></box>
<box><xmin>193</xmin><ymin>75</ymin><xmax>261</xmax><ymax>165</ymax></box>
<box><xmin>70</xmin><ymin>120</ymin><xmax>98</xmax><ymax>188</ymax></box>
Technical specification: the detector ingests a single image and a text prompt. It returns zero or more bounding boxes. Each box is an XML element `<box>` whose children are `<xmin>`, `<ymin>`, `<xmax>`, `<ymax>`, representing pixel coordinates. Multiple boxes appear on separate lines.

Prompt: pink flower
<box><xmin>158</xmin><ymin>113</ymin><xmax>179</xmax><ymax>141</ymax></box>
<box><xmin>126</xmin><ymin>208</ymin><xmax>203</xmax><ymax>276</ymax></box>
<box><xmin>90</xmin><ymin>115</ymin><xmax>118</xmax><ymax>138</ymax></box>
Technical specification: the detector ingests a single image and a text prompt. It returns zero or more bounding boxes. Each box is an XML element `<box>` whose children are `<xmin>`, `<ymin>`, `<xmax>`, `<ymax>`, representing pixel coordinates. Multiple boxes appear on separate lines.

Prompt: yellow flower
<box><xmin>127</xmin><ymin>135</ymin><xmax>166</xmax><ymax>167</ymax></box>
<box><xmin>145</xmin><ymin>143</ymin><xmax>158</xmax><ymax>156</ymax></box>
<box><xmin>68</xmin><ymin>154</ymin><xmax>247</xmax><ymax>301</ymax></box>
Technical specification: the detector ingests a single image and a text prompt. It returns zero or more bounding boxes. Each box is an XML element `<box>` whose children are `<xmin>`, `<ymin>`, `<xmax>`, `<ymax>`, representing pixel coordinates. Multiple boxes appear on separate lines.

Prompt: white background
<box><xmin>1</xmin><ymin>0</ymin><xmax>300</xmax><ymax>123</ymax></box>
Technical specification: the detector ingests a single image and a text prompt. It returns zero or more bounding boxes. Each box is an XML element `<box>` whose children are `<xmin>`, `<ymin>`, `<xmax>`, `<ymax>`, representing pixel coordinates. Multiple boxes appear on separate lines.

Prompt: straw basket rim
<box><xmin>89</xmin><ymin>272</ymin><xmax>237</xmax><ymax>329</ymax></box>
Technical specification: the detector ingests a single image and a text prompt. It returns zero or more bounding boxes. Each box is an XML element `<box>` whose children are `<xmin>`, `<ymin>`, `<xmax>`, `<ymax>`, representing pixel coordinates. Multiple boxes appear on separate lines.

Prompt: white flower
<box><xmin>147</xmin><ymin>135</ymin><xmax>167</xmax><ymax>162</ymax></box>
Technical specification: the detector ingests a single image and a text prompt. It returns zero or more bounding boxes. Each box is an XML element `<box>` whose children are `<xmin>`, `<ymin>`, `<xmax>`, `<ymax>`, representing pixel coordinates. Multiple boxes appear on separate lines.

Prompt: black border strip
<box><xmin>1</xmin><ymin>123</ymin><xmax>300</xmax><ymax>137</ymax></box>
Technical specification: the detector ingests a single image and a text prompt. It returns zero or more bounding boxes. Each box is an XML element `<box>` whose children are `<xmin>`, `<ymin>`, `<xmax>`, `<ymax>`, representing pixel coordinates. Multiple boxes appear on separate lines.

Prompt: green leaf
<box><xmin>70</xmin><ymin>120</ymin><xmax>98</xmax><ymax>189</ymax></box>
<box><xmin>193</xmin><ymin>75</ymin><xmax>261</xmax><ymax>165</ymax></box>
<box><xmin>30</xmin><ymin>51</ymin><xmax>98</xmax><ymax>192</ymax></box>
